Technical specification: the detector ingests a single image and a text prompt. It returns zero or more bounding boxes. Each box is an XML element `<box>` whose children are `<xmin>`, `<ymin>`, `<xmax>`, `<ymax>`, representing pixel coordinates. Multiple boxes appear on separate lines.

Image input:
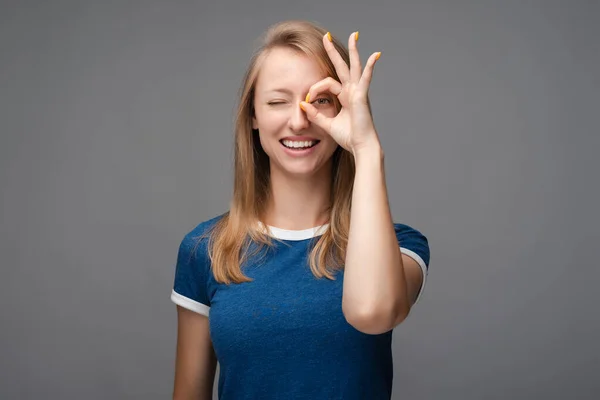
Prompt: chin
<box><xmin>280</xmin><ymin>164</ymin><xmax>320</xmax><ymax>177</ymax></box>
<box><xmin>271</xmin><ymin>159</ymin><xmax>324</xmax><ymax>177</ymax></box>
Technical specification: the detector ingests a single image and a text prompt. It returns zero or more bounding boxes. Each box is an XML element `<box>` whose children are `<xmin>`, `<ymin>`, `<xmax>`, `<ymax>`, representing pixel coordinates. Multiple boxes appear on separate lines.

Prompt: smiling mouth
<box><xmin>279</xmin><ymin>139</ymin><xmax>321</xmax><ymax>149</ymax></box>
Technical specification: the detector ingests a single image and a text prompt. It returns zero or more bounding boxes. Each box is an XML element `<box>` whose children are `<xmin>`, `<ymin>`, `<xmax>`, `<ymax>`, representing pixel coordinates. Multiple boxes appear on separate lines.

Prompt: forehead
<box><xmin>256</xmin><ymin>47</ymin><xmax>326</xmax><ymax>94</ymax></box>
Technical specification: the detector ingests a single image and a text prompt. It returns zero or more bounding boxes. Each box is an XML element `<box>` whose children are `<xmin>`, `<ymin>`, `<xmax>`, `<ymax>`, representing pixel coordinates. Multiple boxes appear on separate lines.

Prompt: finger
<box><xmin>306</xmin><ymin>77</ymin><xmax>343</xmax><ymax>103</ymax></box>
<box><xmin>323</xmin><ymin>32</ymin><xmax>350</xmax><ymax>84</ymax></box>
<box><xmin>348</xmin><ymin>31</ymin><xmax>362</xmax><ymax>82</ymax></box>
<box><xmin>299</xmin><ymin>101</ymin><xmax>332</xmax><ymax>133</ymax></box>
<box><xmin>358</xmin><ymin>51</ymin><xmax>381</xmax><ymax>93</ymax></box>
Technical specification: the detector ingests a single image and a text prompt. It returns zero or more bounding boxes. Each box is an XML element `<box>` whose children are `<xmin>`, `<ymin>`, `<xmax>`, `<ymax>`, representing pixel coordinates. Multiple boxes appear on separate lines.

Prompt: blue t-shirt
<box><xmin>171</xmin><ymin>213</ymin><xmax>430</xmax><ymax>400</ymax></box>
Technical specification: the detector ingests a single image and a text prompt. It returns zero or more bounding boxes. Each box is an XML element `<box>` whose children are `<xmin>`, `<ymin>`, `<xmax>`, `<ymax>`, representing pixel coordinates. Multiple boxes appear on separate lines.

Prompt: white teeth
<box><xmin>282</xmin><ymin>139</ymin><xmax>317</xmax><ymax>149</ymax></box>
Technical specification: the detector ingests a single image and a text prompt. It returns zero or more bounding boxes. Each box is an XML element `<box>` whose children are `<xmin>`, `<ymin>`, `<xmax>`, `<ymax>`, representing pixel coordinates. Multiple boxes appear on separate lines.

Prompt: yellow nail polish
<box><xmin>355</xmin><ymin>31</ymin><xmax>359</xmax><ymax>41</ymax></box>
<box><xmin>305</xmin><ymin>93</ymin><xmax>310</xmax><ymax>103</ymax></box>
<box><xmin>326</xmin><ymin>32</ymin><xmax>332</xmax><ymax>42</ymax></box>
<box><xmin>299</xmin><ymin>102</ymin><xmax>306</xmax><ymax>111</ymax></box>
<box><xmin>375</xmin><ymin>51</ymin><xmax>381</xmax><ymax>60</ymax></box>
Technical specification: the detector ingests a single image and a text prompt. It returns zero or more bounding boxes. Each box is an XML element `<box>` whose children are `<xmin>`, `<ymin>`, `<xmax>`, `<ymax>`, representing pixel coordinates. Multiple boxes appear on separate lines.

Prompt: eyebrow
<box><xmin>264</xmin><ymin>88</ymin><xmax>294</xmax><ymax>95</ymax></box>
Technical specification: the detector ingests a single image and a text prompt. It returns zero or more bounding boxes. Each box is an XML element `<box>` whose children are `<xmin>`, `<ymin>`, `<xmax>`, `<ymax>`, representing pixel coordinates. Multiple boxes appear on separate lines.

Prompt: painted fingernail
<box><xmin>326</xmin><ymin>32</ymin><xmax>332</xmax><ymax>42</ymax></box>
<box><xmin>299</xmin><ymin>102</ymin><xmax>306</xmax><ymax>111</ymax></box>
<box><xmin>375</xmin><ymin>52</ymin><xmax>381</xmax><ymax>60</ymax></box>
<box><xmin>355</xmin><ymin>31</ymin><xmax>359</xmax><ymax>41</ymax></box>
<box><xmin>305</xmin><ymin>93</ymin><xmax>311</xmax><ymax>103</ymax></box>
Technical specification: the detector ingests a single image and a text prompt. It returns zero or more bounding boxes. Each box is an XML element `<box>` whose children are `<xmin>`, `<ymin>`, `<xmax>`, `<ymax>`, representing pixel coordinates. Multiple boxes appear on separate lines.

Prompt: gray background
<box><xmin>1</xmin><ymin>0</ymin><xmax>598</xmax><ymax>399</ymax></box>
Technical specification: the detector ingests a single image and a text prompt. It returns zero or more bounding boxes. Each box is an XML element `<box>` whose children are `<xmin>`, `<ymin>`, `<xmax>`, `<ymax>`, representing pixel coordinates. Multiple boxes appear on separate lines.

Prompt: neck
<box><xmin>263</xmin><ymin>161</ymin><xmax>332</xmax><ymax>230</ymax></box>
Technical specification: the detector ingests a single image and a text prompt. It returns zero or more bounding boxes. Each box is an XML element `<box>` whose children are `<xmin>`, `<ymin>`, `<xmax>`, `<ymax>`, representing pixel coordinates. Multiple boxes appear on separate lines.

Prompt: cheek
<box><xmin>324</xmin><ymin>139</ymin><xmax>340</xmax><ymax>156</ymax></box>
<box><xmin>256</xmin><ymin>111</ymin><xmax>285</xmax><ymax>134</ymax></box>
<box><xmin>257</xmin><ymin>126</ymin><xmax>280</xmax><ymax>154</ymax></box>
<box><xmin>257</xmin><ymin>133</ymin><xmax>271</xmax><ymax>153</ymax></box>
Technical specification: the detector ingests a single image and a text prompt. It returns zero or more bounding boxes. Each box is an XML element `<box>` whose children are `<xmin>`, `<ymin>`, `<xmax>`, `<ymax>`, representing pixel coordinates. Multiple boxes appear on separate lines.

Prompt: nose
<box><xmin>288</xmin><ymin>100</ymin><xmax>310</xmax><ymax>132</ymax></box>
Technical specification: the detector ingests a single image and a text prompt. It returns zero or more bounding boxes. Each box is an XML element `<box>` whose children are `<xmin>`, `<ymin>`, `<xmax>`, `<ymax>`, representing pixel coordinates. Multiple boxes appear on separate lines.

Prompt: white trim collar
<box><xmin>257</xmin><ymin>221</ymin><xmax>329</xmax><ymax>241</ymax></box>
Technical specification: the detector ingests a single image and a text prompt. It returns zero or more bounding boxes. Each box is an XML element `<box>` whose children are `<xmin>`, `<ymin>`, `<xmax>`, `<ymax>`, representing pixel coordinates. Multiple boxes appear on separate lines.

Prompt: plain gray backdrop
<box><xmin>1</xmin><ymin>0</ymin><xmax>598</xmax><ymax>399</ymax></box>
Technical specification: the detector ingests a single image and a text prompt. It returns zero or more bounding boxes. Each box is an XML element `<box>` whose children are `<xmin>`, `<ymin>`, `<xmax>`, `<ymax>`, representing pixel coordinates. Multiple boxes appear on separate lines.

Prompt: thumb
<box><xmin>300</xmin><ymin>102</ymin><xmax>331</xmax><ymax>132</ymax></box>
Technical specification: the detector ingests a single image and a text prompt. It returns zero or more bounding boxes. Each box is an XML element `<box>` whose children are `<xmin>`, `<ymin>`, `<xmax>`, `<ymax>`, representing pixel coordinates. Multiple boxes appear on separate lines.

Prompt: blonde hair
<box><xmin>198</xmin><ymin>20</ymin><xmax>373</xmax><ymax>284</ymax></box>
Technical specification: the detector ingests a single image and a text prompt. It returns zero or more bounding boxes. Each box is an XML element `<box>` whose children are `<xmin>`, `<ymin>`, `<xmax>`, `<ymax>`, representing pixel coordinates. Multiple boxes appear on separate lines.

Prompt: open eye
<box><xmin>313</xmin><ymin>97</ymin><xmax>332</xmax><ymax>105</ymax></box>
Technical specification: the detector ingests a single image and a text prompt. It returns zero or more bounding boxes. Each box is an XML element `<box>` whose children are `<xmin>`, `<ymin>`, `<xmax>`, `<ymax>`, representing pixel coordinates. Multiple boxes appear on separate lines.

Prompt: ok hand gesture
<box><xmin>300</xmin><ymin>31</ymin><xmax>382</xmax><ymax>157</ymax></box>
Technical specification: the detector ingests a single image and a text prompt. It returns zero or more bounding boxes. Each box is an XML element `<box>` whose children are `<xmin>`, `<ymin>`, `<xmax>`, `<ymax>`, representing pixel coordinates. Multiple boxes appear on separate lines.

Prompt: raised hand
<box><xmin>299</xmin><ymin>31</ymin><xmax>382</xmax><ymax>156</ymax></box>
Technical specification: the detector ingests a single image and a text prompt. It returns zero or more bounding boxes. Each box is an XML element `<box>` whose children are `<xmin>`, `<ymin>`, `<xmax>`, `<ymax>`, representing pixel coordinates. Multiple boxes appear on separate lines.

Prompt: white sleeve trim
<box><xmin>400</xmin><ymin>247</ymin><xmax>428</xmax><ymax>307</ymax></box>
<box><xmin>171</xmin><ymin>289</ymin><xmax>210</xmax><ymax>317</ymax></box>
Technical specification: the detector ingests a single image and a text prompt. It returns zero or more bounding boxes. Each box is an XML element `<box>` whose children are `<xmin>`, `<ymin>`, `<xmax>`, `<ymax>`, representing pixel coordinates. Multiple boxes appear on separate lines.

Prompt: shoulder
<box><xmin>393</xmin><ymin>222</ymin><xmax>430</xmax><ymax>266</ymax></box>
<box><xmin>187</xmin><ymin>212</ymin><xmax>227</xmax><ymax>236</ymax></box>
<box><xmin>179</xmin><ymin>212</ymin><xmax>228</xmax><ymax>255</ymax></box>
<box><xmin>393</xmin><ymin>222</ymin><xmax>427</xmax><ymax>239</ymax></box>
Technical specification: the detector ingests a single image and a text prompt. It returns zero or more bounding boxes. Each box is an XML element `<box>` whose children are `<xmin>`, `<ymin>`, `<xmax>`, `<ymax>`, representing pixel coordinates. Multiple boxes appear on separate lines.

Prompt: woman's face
<box><xmin>252</xmin><ymin>47</ymin><xmax>339</xmax><ymax>177</ymax></box>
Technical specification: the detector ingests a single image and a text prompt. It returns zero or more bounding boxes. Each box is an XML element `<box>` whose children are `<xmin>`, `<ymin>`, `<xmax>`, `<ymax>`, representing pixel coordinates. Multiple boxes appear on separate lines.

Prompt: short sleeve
<box><xmin>170</xmin><ymin>231</ymin><xmax>212</xmax><ymax>317</ymax></box>
<box><xmin>394</xmin><ymin>223</ymin><xmax>430</xmax><ymax>306</ymax></box>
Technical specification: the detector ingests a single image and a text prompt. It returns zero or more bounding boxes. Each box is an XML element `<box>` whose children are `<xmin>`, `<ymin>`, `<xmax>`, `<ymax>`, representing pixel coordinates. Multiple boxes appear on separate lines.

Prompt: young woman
<box><xmin>170</xmin><ymin>20</ymin><xmax>430</xmax><ymax>400</ymax></box>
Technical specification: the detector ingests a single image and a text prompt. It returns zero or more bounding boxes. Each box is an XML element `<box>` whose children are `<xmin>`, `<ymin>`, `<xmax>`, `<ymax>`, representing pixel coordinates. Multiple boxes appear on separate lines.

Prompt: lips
<box><xmin>280</xmin><ymin>136</ymin><xmax>320</xmax><ymax>141</ymax></box>
<box><xmin>279</xmin><ymin>139</ymin><xmax>321</xmax><ymax>156</ymax></box>
<box><xmin>279</xmin><ymin>139</ymin><xmax>321</xmax><ymax>145</ymax></box>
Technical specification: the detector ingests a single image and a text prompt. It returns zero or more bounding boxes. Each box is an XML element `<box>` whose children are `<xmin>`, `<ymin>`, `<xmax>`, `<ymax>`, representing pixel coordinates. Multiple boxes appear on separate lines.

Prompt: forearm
<box><xmin>342</xmin><ymin>142</ymin><xmax>409</xmax><ymax>331</ymax></box>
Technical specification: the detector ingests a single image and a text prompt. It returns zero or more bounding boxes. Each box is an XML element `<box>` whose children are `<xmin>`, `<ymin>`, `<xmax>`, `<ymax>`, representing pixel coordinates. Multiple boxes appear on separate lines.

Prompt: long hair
<box><xmin>199</xmin><ymin>20</ymin><xmax>373</xmax><ymax>284</ymax></box>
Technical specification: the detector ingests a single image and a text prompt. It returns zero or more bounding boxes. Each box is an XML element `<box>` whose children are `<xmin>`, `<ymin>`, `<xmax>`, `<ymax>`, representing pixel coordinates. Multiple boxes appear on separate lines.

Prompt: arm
<box><xmin>342</xmin><ymin>143</ymin><xmax>421</xmax><ymax>334</ymax></box>
<box><xmin>173</xmin><ymin>306</ymin><xmax>217</xmax><ymax>400</ymax></box>
<box><xmin>300</xmin><ymin>32</ymin><xmax>424</xmax><ymax>335</ymax></box>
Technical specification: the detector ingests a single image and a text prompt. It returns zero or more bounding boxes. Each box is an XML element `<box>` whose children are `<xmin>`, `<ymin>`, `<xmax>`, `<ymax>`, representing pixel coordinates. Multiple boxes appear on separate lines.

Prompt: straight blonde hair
<box><xmin>197</xmin><ymin>20</ymin><xmax>373</xmax><ymax>284</ymax></box>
